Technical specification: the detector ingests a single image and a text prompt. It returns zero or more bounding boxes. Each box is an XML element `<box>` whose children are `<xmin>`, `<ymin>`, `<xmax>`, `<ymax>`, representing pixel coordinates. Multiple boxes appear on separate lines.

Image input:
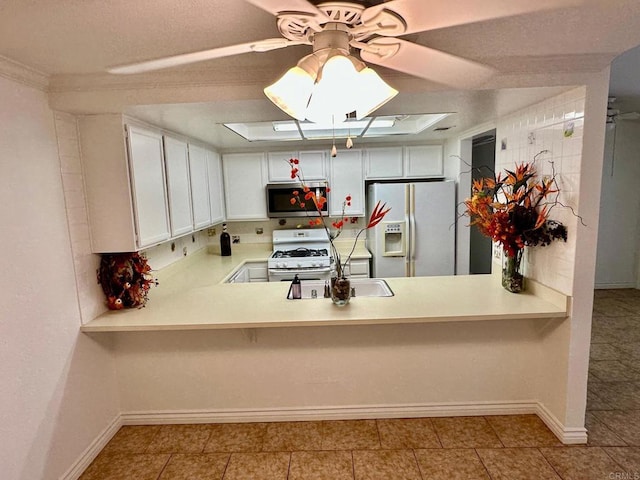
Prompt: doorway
<box><xmin>469</xmin><ymin>130</ymin><xmax>496</xmax><ymax>275</ymax></box>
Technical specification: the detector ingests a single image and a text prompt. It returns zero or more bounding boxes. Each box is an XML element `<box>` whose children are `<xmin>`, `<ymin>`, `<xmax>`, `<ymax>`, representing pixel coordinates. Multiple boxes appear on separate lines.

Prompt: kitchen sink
<box><xmin>299</xmin><ymin>278</ymin><xmax>394</xmax><ymax>299</ymax></box>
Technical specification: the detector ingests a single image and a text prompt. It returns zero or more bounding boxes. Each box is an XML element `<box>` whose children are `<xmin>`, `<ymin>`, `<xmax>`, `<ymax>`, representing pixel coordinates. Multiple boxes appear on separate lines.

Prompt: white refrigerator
<box><xmin>367</xmin><ymin>181</ymin><xmax>456</xmax><ymax>278</ymax></box>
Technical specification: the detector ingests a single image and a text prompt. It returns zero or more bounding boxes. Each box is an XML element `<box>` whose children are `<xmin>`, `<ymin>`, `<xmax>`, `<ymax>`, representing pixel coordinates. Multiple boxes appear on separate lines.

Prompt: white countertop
<box><xmin>81</xmin><ymin>243</ymin><xmax>568</xmax><ymax>333</ymax></box>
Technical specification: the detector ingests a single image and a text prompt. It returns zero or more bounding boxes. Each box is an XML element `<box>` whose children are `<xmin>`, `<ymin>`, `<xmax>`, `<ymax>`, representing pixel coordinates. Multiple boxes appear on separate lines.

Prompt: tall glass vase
<box><xmin>330</xmin><ymin>276</ymin><xmax>351</xmax><ymax>306</ymax></box>
<box><xmin>502</xmin><ymin>248</ymin><xmax>525</xmax><ymax>293</ymax></box>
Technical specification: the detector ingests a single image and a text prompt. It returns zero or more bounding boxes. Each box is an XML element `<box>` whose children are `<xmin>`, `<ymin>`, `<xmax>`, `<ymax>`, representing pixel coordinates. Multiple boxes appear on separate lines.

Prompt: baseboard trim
<box><xmin>594</xmin><ymin>282</ymin><xmax>636</xmax><ymax>290</ymax></box>
<box><xmin>59</xmin><ymin>414</ymin><xmax>122</xmax><ymax>480</ymax></box>
<box><xmin>536</xmin><ymin>403</ymin><xmax>588</xmax><ymax>444</ymax></box>
<box><xmin>121</xmin><ymin>401</ymin><xmax>541</xmax><ymax>425</ymax></box>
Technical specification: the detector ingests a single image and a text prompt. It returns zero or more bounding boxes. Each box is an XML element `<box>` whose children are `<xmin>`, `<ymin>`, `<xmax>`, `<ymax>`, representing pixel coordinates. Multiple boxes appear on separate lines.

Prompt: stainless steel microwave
<box><xmin>266</xmin><ymin>182</ymin><xmax>329</xmax><ymax>218</ymax></box>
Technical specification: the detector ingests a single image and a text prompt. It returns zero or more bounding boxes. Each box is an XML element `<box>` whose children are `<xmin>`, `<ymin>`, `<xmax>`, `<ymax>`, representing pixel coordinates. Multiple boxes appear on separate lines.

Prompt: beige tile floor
<box><xmin>80</xmin><ymin>289</ymin><xmax>640</xmax><ymax>479</ymax></box>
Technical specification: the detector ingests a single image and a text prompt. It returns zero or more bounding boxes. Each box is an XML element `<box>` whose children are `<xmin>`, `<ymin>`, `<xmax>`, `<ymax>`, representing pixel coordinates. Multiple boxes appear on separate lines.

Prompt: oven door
<box><xmin>268</xmin><ymin>267</ymin><xmax>331</xmax><ymax>282</ymax></box>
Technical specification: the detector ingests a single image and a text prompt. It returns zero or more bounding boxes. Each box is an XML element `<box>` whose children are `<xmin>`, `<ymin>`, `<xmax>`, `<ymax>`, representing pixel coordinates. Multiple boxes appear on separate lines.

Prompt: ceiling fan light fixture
<box><xmin>305</xmin><ymin>53</ymin><xmax>361</xmax><ymax>124</ymax></box>
<box><xmin>265</xmin><ymin>38</ymin><xmax>398</xmax><ymax>124</ymax></box>
<box><xmin>354</xmin><ymin>67</ymin><xmax>398</xmax><ymax>120</ymax></box>
<box><xmin>264</xmin><ymin>53</ymin><xmax>320</xmax><ymax>121</ymax></box>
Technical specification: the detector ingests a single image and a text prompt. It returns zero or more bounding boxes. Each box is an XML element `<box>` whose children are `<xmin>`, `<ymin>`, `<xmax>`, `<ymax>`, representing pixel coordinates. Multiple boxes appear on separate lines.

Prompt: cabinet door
<box><xmin>188</xmin><ymin>144</ymin><xmax>212</xmax><ymax>230</ymax></box>
<box><xmin>365</xmin><ymin>147</ymin><xmax>404</xmax><ymax>179</ymax></box>
<box><xmin>329</xmin><ymin>150</ymin><xmax>365</xmax><ymax>216</ymax></box>
<box><xmin>346</xmin><ymin>258</ymin><xmax>370</xmax><ymax>278</ymax></box>
<box><xmin>404</xmin><ymin>145</ymin><xmax>443</xmax><ymax>177</ymax></box>
<box><xmin>267</xmin><ymin>151</ymin><xmax>298</xmax><ymax>182</ymax></box>
<box><xmin>206</xmin><ymin>149</ymin><xmax>225</xmax><ymax>225</ymax></box>
<box><xmin>164</xmin><ymin>136</ymin><xmax>194</xmax><ymax>237</ymax></box>
<box><xmin>298</xmin><ymin>150</ymin><xmax>327</xmax><ymax>179</ymax></box>
<box><xmin>126</xmin><ymin>125</ymin><xmax>171</xmax><ymax>248</ymax></box>
<box><xmin>223</xmin><ymin>153</ymin><xmax>268</xmax><ymax>220</ymax></box>
<box><xmin>246</xmin><ymin>261</ymin><xmax>268</xmax><ymax>282</ymax></box>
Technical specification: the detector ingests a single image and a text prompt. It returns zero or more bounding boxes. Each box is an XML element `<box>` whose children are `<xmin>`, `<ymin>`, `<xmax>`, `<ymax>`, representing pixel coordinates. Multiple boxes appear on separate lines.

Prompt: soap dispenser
<box><xmin>288</xmin><ymin>274</ymin><xmax>302</xmax><ymax>300</ymax></box>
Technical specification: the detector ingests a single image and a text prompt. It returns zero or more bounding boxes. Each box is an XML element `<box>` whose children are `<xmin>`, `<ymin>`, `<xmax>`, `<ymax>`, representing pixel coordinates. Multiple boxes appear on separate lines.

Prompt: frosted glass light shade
<box><xmin>354</xmin><ymin>67</ymin><xmax>399</xmax><ymax>120</ymax></box>
<box><xmin>264</xmin><ymin>52</ymin><xmax>398</xmax><ymax>123</ymax></box>
<box><xmin>264</xmin><ymin>66</ymin><xmax>315</xmax><ymax>121</ymax></box>
<box><xmin>305</xmin><ymin>55</ymin><xmax>360</xmax><ymax>124</ymax></box>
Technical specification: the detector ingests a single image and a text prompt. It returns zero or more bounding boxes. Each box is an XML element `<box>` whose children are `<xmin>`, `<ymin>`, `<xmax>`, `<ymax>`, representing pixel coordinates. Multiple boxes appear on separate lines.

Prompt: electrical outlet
<box><xmin>232</xmin><ymin>235</ymin><xmax>240</xmax><ymax>244</ymax></box>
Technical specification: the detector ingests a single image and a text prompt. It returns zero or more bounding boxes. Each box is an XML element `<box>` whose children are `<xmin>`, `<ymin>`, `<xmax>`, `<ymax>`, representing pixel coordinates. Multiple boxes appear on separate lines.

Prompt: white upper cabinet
<box><xmin>365</xmin><ymin>147</ymin><xmax>404</xmax><ymax>179</ymax></box>
<box><xmin>188</xmin><ymin>143</ymin><xmax>212</xmax><ymax>230</ymax></box>
<box><xmin>297</xmin><ymin>150</ymin><xmax>326</xmax><ymax>180</ymax></box>
<box><xmin>223</xmin><ymin>152</ymin><xmax>268</xmax><ymax>220</ymax></box>
<box><xmin>163</xmin><ymin>136</ymin><xmax>194</xmax><ymax>237</ymax></box>
<box><xmin>79</xmin><ymin>116</ymin><xmax>171</xmax><ymax>252</ymax></box>
<box><xmin>267</xmin><ymin>150</ymin><xmax>326</xmax><ymax>182</ymax></box>
<box><xmin>328</xmin><ymin>149</ymin><xmax>365</xmax><ymax>217</ymax></box>
<box><xmin>404</xmin><ymin>145</ymin><xmax>444</xmax><ymax>177</ymax></box>
<box><xmin>205</xmin><ymin>149</ymin><xmax>225</xmax><ymax>225</ymax></box>
<box><xmin>365</xmin><ymin>145</ymin><xmax>444</xmax><ymax>179</ymax></box>
<box><xmin>267</xmin><ymin>151</ymin><xmax>297</xmax><ymax>182</ymax></box>
<box><xmin>127</xmin><ymin>125</ymin><xmax>172</xmax><ymax>248</ymax></box>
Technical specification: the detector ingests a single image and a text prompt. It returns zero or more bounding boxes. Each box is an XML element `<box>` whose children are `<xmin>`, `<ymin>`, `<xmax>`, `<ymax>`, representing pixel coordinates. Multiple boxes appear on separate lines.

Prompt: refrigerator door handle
<box><xmin>404</xmin><ymin>183</ymin><xmax>411</xmax><ymax>277</ymax></box>
<box><xmin>409</xmin><ymin>184</ymin><xmax>417</xmax><ymax>277</ymax></box>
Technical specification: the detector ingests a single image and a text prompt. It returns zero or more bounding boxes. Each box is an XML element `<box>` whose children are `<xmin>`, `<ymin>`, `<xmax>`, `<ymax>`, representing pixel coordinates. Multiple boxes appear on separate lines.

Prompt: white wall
<box><xmin>595</xmin><ymin>121</ymin><xmax>640</xmax><ymax>288</ymax></box>
<box><xmin>0</xmin><ymin>75</ymin><xmax>119</xmax><ymax>479</ymax></box>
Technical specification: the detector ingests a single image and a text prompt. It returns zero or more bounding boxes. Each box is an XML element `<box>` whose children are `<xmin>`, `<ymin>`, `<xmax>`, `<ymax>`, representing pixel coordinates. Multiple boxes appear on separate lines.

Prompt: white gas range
<box><xmin>267</xmin><ymin>229</ymin><xmax>332</xmax><ymax>282</ymax></box>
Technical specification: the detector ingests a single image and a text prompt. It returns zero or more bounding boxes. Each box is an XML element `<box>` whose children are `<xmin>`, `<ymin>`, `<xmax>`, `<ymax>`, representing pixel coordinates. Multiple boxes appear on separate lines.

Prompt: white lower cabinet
<box><xmin>226</xmin><ymin>261</ymin><xmax>268</xmax><ymax>283</ymax></box>
<box><xmin>247</xmin><ymin>262</ymin><xmax>268</xmax><ymax>282</ymax></box>
<box><xmin>223</xmin><ymin>153</ymin><xmax>268</xmax><ymax>220</ymax></box>
<box><xmin>345</xmin><ymin>258</ymin><xmax>370</xmax><ymax>278</ymax></box>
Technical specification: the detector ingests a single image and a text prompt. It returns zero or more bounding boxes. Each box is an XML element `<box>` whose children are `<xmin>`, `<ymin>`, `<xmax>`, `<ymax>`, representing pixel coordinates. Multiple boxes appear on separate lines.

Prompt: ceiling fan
<box><xmin>108</xmin><ymin>0</ymin><xmax>580</xmax><ymax>88</ymax></box>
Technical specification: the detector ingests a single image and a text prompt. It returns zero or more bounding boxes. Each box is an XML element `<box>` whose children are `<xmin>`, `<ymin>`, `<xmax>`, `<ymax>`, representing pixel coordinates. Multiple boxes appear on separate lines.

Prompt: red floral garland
<box><xmin>97</xmin><ymin>252</ymin><xmax>157</xmax><ymax>309</ymax></box>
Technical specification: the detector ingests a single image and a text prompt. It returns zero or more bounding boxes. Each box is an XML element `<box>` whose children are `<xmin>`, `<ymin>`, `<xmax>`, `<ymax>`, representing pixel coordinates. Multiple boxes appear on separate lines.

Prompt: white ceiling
<box><xmin>2</xmin><ymin>0</ymin><xmax>640</xmax><ymax>149</ymax></box>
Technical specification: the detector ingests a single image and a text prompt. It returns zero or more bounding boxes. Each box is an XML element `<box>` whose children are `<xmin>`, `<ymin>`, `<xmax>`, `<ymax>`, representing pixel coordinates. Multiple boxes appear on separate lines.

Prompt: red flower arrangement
<box><xmin>464</xmin><ymin>156</ymin><xmax>567</xmax><ymax>291</ymax></box>
<box><xmin>97</xmin><ymin>252</ymin><xmax>158</xmax><ymax>309</ymax></box>
<box><xmin>288</xmin><ymin>158</ymin><xmax>390</xmax><ymax>279</ymax></box>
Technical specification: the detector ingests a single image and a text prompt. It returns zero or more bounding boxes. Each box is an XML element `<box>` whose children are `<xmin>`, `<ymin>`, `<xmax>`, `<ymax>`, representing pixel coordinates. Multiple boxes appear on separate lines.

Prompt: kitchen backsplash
<box><xmin>142</xmin><ymin>217</ymin><xmax>366</xmax><ymax>271</ymax></box>
<box><xmin>494</xmin><ymin>85</ymin><xmax>585</xmax><ymax>295</ymax></box>
<box><xmin>217</xmin><ymin>218</ymin><xmax>366</xmax><ymax>244</ymax></box>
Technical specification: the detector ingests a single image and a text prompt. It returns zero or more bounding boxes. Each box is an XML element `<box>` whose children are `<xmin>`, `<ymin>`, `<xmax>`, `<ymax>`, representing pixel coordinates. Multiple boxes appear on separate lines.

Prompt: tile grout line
<box><xmin>220</xmin><ymin>452</ymin><xmax>232</xmax><ymax>480</ymax></box>
<box><xmin>410</xmin><ymin>449</ymin><xmax>425</xmax><ymax>480</ymax></box>
<box><xmin>473</xmin><ymin>448</ymin><xmax>496</xmax><ymax>480</ymax></box>
<box><xmin>536</xmin><ymin>446</ymin><xmax>566</xmax><ymax>480</ymax></box>
<box><xmin>154</xmin><ymin>453</ymin><xmax>172</xmax><ymax>480</ymax></box>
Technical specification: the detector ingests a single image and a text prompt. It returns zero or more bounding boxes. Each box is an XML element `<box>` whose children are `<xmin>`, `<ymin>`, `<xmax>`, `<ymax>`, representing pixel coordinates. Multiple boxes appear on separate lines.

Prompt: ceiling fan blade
<box><xmin>361</xmin><ymin>0</ymin><xmax>582</xmax><ymax>36</ymax></box>
<box><xmin>361</xmin><ymin>38</ymin><xmax>494</xmax><ymax>89</ymax></box>
<box><xmin>244</xmin><ymin>0</ymin><xmax>330</xmax><ymax>21</ymax></box>
<box><xmin>108</xmin><ymin>38</ymin><xmax>303</xmax><ymax>74</ymax></box>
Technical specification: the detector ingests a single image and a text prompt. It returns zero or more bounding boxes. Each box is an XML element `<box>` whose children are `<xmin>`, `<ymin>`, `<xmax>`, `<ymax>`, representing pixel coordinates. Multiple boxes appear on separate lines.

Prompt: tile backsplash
<box><xmin>495</xmin><ymin>86</ymin><xmax>585</xmax><ymax>295</ymax></box>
